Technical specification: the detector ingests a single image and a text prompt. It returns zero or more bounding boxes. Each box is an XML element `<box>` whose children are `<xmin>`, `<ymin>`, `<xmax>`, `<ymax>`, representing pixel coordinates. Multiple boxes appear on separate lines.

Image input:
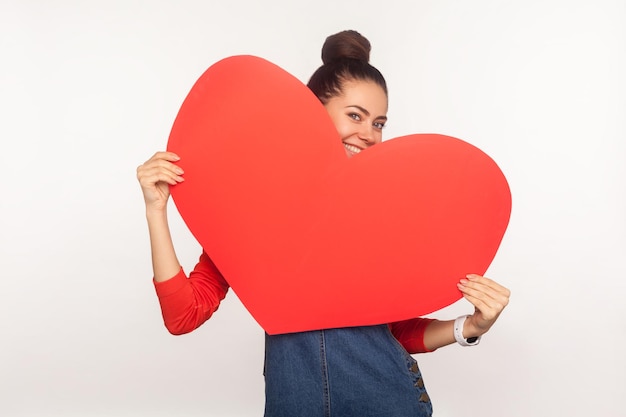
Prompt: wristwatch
<box><xmin>454</xmin><ymin>315</ymin><xmax>481</xmax><ymax>346</ymax></box>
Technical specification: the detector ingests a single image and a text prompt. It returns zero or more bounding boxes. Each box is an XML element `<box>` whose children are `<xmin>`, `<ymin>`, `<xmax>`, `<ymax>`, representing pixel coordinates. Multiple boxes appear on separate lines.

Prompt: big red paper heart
<box><xmin>167</xmin><ymin>56</ymin><xmax>511</xmax><ymax>335</ymax></box>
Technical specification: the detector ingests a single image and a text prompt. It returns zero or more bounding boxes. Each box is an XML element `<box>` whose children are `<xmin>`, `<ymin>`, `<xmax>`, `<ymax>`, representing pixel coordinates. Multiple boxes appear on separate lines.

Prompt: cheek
<box><xmin>332</xmin><ymin>119</ymin><xmax>353</xmax><ymax>140</ymax></box>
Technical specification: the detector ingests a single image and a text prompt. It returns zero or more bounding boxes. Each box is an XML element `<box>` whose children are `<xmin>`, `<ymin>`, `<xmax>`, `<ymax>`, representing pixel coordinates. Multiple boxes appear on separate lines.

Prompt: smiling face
<box><xmin>324</xmin><ymin>79</ymin><xmax>389</xmax><ymax>157</ymax></box>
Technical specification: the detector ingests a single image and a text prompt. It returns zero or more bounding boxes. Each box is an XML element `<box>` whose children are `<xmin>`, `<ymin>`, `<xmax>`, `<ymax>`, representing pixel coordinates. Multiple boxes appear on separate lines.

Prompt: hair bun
<box><xmin>321</xmin><ymin>30</ymin><xmax>371</xmax><ymax>64</ymax></box>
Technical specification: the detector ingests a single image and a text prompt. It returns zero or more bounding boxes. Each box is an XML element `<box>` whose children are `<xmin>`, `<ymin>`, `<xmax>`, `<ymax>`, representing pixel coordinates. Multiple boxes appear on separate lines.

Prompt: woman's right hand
<box><xmin>136</xmin><ymin>151</ymin><xmax>184</xmax><ymax>212</ymax></box>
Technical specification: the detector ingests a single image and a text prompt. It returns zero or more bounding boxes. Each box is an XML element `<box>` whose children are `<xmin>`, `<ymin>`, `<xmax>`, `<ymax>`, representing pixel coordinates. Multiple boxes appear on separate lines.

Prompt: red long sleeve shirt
<box><xmin>153</xmin><ymin>251</ymin><xmax>434</xmax><ymax>353</ymax></box>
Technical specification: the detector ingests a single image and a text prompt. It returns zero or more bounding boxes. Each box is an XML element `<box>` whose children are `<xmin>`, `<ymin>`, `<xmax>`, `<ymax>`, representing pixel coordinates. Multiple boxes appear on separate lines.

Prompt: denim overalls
<box><xmin>263</xmin><ymin>325</ymin><xmax>433</xmax><ymax>417</ymax></box>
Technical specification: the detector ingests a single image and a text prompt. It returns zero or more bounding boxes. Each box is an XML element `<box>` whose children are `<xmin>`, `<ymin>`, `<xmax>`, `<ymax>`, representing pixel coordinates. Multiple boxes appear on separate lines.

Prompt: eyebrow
<box><xmin>346</xmin><ymin>105</ymin><xmax>388</xmax><ymax>121</ymax></box>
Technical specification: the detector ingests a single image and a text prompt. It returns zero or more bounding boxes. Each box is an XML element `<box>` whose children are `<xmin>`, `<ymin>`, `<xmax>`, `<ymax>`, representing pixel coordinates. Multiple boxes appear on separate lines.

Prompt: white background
<box><xmin>1</xmin><ymin>1</ymin><xmax>624</xmax><ymax>416</ymax></box>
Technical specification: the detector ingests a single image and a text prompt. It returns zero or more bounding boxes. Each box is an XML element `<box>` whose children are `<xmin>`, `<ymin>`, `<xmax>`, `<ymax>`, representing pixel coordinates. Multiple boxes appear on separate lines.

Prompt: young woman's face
<box><xmin>324</xmin><ymin>80</ymin><xmax>388</xmax><ymax>157</ymax></box>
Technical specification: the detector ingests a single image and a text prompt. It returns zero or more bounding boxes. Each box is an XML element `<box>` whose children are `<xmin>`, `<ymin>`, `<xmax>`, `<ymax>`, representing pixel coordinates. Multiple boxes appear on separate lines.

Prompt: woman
<box><xmin>137</xmin><ymin>30</ymin><xmax>510</xmax><ymax>417</ymax></box>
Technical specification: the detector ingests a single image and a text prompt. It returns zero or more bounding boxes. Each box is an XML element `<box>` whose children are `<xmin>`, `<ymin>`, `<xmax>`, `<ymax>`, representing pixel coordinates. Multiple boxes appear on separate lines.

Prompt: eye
<box><xmin>373</xmin><ymin>121</ymin><xmax>386</xmax><ymax>130</ymax></box>
<box><xmin>348</xmin><ymin>112</ymin><xmax>362</xmax><ymax>121</ymax></box>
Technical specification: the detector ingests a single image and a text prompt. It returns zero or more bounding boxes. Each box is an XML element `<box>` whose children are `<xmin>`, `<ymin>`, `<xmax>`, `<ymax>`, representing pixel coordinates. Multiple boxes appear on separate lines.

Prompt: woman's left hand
<box><xmin>457</xmin><ymin>274</ymin><xmax>510</xmax><ymax>338</ymax></box>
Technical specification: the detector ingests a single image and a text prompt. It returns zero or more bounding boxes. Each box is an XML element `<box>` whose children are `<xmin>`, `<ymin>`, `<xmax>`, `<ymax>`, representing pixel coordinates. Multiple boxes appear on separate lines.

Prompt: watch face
<box><xmin>466</xmin><ymin>337</ymin><xmax>479</xmax><ymax>344</ymax></box>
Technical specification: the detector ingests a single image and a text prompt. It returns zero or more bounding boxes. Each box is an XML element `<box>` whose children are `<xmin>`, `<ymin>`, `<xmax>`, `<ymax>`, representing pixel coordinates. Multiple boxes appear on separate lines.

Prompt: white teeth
<box><xmin>343</xmin><ymin>143</ymin><xmax>361</xmax><ymax>154</ymax></box>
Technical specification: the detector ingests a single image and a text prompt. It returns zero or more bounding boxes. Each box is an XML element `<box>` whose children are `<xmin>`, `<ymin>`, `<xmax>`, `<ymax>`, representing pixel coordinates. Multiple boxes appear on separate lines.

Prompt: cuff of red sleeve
<box><xmin>416</xmin><ymin>318</ymin><xmax>437</xmax><ymax>353</ymax></box>
<box><xmin>153</xmin><ymin>268</ymin><xmax>187</xmax><ymax>298</ymax></box>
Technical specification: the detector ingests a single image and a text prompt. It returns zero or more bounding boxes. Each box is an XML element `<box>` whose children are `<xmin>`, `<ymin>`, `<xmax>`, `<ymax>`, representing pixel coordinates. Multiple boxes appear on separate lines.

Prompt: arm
<box><xmin>154</xmin><ymin>251</ymin><xmax>229</xmax><ymax>335</ymax></box>
<box><xmin>137</xmin><ymin>152</ymin><xmax>229</xmax><ymax>334</ymax></box>
<box><xmin>391</xmin><ymin>274</ymin><xmax>510</xmax><ymax>353</ymax></box>
<box><xmin>137</xmin><ymin>151</ymin><xmax>185</xmax><ymax>281</ymax></box>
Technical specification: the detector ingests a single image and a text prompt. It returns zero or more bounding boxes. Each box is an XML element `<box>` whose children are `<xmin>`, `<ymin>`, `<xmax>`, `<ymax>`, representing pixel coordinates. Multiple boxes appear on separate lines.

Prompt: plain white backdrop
<box><xmin>1</xmin><ymin>1</ymin><xmax>624</xmax><ymax>416</ymax></box>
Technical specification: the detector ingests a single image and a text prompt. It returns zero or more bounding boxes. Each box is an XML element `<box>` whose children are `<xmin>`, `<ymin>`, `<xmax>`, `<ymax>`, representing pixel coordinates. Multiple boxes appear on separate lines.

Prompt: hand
<box><xmin>136</xmin><ymin>151</ymin><xmax>184</xmax><ymax>212</ymax></box>
<box><xmin>457</xmin><ymin>274</ymin><xmax>510</xmax><ymax>338</ymax></box>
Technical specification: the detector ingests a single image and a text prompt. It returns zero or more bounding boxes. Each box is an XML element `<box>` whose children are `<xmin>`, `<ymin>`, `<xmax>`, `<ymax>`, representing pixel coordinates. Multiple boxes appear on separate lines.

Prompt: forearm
<box><xmin>423</xmin><ymin>318</ymin><xmax>481</xmax><ymax>351</ymax></box>
<box><xmin>422</xmin><ymin>319</ymin><xmax>454</xmax><ymax>351</ymax></box>
<box><xmin>146</xmin><ymin>209</ymin><xmax>182</xmax><ymax>282</ymax></box>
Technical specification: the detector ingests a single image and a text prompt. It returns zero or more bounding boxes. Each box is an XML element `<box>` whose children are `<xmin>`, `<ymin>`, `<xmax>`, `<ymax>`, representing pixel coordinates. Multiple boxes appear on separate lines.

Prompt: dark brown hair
<box><xmin>307</xmin><ymin>30</ymin><xmax>388</xmax><ymax>104</ymax></box>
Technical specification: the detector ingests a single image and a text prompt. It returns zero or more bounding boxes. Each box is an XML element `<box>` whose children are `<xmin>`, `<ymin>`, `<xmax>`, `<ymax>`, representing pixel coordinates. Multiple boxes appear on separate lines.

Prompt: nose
<box><xmin>358</xmin><ymin>124</ymin><xmax>377</xmax><ymax>146</ymax></box>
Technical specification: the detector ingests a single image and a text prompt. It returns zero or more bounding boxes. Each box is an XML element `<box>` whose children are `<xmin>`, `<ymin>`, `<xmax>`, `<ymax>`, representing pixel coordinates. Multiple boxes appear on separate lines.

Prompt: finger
<box><xmin>458</xmin><ymin>278</ymin><xmax>509</xmax><ymax>307</ymax></box>
<box><xmin>137</xmin><ymin>152</ymin><xmax>182</xmax><ymax>177</ymax></box>
<box><xmin>138</xmin><ymin>166</ymin><xmax>184</xmax><ymax>186</ymax></box>
<box><xmin>138</xmin><ymin>158</ymin><xmax>184</xmax><ymax>175</ymax></box>
<box><xmin>147</xmin><ymin>151</ymin><xmax>180</xmax><ymax>163</ymax></box>
<box><xmin>461</xmin><ymin>292</ymin><xmax>505</xmax><ymax>321</ymax></box>
<box><xmin>466</xmin><ymin>274</ymin><xmax>511</xmax><ymax>297</ymax></box>
<box><xmin>458</xmin><ymin>282</ymin><xmax>509</xmax><ymax>312</ymax></box>
<box><xmin>458</xmin><ymin>285</ymin><xmax>508</xmax><ymax>321</ymax></box>
<box><xmin>461</xmin><ymin>276</ymin><xmax>511</xmax><ymax>303</ymax></box>
<box><xmin>137</xmin><ymin>160</ymin><xmax>184</xmax><ymax>181</ymax></box>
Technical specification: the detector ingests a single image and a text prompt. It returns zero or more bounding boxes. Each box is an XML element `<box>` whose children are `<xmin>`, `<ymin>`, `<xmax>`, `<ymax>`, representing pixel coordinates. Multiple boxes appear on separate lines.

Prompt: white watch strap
<box><xmin>454</xmin><ymin>315</ymin><xmax>481</xmax><ymax>346</ymax></box>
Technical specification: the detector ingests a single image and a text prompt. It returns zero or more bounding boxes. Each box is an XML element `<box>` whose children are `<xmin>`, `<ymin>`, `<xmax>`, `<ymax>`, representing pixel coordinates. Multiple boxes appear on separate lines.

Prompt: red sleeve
<box><xmin>153</xmin><ymin>251</ymin><xmax>229</xmax><ymax>335</ymax></box>
<box><xmin>388</xmin><ymin>318</ymin><xmax>436</xmax><ymax>354</ymax></box>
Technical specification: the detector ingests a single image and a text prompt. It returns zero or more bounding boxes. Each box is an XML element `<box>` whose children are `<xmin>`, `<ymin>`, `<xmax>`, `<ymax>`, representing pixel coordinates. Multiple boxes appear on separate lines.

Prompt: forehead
<box><xmin>335</xmin><ymin>80</ymin><xmax>388</xmax><ymax>114</ymax></box>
